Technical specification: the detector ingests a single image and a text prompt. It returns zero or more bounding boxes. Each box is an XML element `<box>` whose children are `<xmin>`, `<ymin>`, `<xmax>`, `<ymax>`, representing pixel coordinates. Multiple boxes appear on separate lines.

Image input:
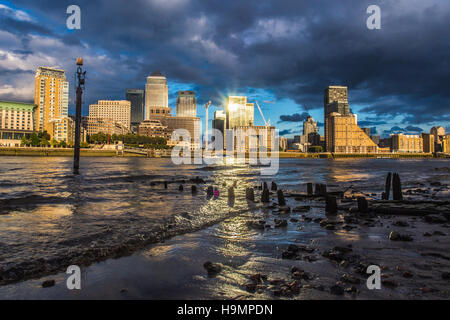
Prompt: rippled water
<box><xmin>0</xmin><ymin>157</ymin><xmax>449</xmax><ymax>287</ymax></box>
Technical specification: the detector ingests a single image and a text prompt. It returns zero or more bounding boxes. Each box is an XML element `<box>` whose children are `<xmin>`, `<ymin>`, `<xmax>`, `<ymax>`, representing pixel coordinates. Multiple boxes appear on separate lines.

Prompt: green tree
<box><xmin>50</xmin><ymin>138</ymin><xmax>58</xmax><ymax>148</ymax></box>
<box><xmin>308</xmin><ymin>146</ymin><xmax>323</xmax><ymax>153</ymax></box>
<box><xmin>40</xmin><ymin>137</ymin><xmax>49</xmax><ymax>147</ymax></box>
<box><xmin>30</xmin><ymin>133</ymin><xmax>40</xmax><ymax>147</ymax></box>
<box><xmin>21</xmin><ymin>136</ymin><xmax>29</xmax><ymax>147</ymax></box>
<box><xmin>38</xmin><ymin>131</ymin><xmax>50</xmax><ymax>140</ymax></box>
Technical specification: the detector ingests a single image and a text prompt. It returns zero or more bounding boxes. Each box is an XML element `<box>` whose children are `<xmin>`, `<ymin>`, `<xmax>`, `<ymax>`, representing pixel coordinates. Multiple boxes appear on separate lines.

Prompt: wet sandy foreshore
<box><xmin>1</xmin><ymin>184</ymin><xmax>449</xmax><ymax>299</ymax></box>
<box><xmin>0</xmin><ymin>158</ymin><xmax>449</xmax><ymax>299</ymax></box>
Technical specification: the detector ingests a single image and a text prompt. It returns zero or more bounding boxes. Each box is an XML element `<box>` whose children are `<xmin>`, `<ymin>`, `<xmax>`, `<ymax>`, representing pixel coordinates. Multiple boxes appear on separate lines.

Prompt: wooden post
<box><xmin>277</xmin><ymin>190</ymin><xmax>286</xmax><ymax>206</ymax></box>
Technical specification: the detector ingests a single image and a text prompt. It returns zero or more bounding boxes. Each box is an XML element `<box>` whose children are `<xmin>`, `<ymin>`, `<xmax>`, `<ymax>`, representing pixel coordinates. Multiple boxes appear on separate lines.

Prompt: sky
<box><xmin>0</xmin><ymin>0</ymin><xmax>449</xmax><ymax>138</ymax></box>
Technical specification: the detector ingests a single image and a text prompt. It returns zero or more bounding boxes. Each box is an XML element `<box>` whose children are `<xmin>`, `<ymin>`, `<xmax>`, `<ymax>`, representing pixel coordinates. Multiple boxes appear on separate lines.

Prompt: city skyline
<box><xmin>0</xmin><ymin>1</ymin><xmax>449</xmax><ymax>138</ymax></box>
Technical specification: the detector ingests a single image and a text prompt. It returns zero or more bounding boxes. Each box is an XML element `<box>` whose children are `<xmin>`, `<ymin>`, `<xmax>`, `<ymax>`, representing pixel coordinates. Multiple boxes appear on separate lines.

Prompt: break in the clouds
<box><xmin>0</xmin><ymin>0</ymin><xmax>449</xmax><ymax>135</ymax></box>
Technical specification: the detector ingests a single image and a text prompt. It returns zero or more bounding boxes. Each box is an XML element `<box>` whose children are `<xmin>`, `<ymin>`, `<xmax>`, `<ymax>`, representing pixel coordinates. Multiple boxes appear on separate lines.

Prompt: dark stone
<box><xmin>261</xmin><ymin>188</ymin><xmax>270</xmax><ymax>203</ymax></box>
<box><xmin>277</xmin><ymin>190</ymin><xmax>286</xmax><ymax>207</ymax></box>
<box><xmin>42</xmin><ymin>279</ymin><xmax>55</xmax><ymax>288</ymax></box>
<box><xmin>393</xmin><ymin>220</ymin><xmax>409</xmax><ymax>227</ymax></box>
<box><xmin>325</xmin><ymin>195</ymin><xmax>338</xmax><ymax>214</ymax></box>
<box><xmin>403</xmin><ymin>271</ymin><xmax>414</xmax><ymax>278</ymax></box>
<box><xmin>307</xmin><ymin>183</ymin><xmax>313</xmax><ymax>196</ymax></box>
<box><xmin>293</xmin><ymin>206</ymin><xmax>311</xmax><ymax>213</ymax></box>
<box><xmin>245</xmin><ymin>282</ymin><xmax>257</xmax><ymax>293</ymax></box>
<box><xmin>344</xmin><ymin>286</ymin><xmax>359</xmax><ymax>294</ymax></box>
<box><xmin>341</xmin><ymin>274</ymin><xmax>361</xmax><ymax>284</ymax></box>
<box><xmin>274</xmin><ymin>219</ymin><xmax>288</xmax><ymax>228</ymax></box>
<box><xmin>393</xmin><ymin>173</ymin><xmax>403</xmax><ymax>201</ymax></box>
<box><xmin>247</xmin><ymin>220</ymin><xmax>266</xmax><ymax>230</ymax></box>
<box><xmin>164</xmin><ymin>181</ymin><xmax>168</xmax><ymax>189</ymax></box>
<box><xmin>357</xmin><ymin>197</ymin><xmax>369</xmax><ymax>214</ymax></box>
<box><xmin>250</xmin><ymin>273</ymin><xmax>265</xmax><ymax>284</ymax></box>
<box><xmin>203</xmin><ymin>261</ymin><xmax>222</xmax><ymax>275</ymax></box>
<box><xmin>389</xmin><ymin>231</ymin><xmax>413</xmax><ymax>241</ymax></box>
<box><xmin>333</xmin><ymin>246</ymin><xmax>353</xmax><ymax>253</ymax></box>
<box><xmin>282</xmin><ymin>251</ymin><xmax>295</xmax><ymax>259</ymax></box>
<box><xmin>278</xmin><ymin>206</ymin><xmax>291</xmax><ymax>213</ymax></box>
<box><xmin>271</xmin><ymin>182</ymin><xmax>278</xmax><ymax>191</ymax></box>
<box><xmin>330</xmin><ymin>284</ymin><xmax>344</xmax><ymax>295</ymax></box>
<box><xmin>382</xmin><ymin>279</ymin><xmax>398</xmax><ymax>288</ymax></box>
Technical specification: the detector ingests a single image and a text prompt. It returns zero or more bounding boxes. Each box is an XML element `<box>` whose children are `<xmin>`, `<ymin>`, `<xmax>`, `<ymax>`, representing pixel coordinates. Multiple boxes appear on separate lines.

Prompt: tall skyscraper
<box><xmin>176</xmin><ymin>91</ymin><xmax>197</xmax><ymax>117</ymax></box>
<box><xmin>165</xmin><ymin>117</ymin><xmax>200</xmax><ymax>145</ymax></box>
<box><xmin>145</xmin><ymin>71</ymin><xmax>170</xmax><ymax>120</ymax></box>
<box><xmin>303</xmin><ymin>116</ymin><xmax>318</xmax><ymax>136</ymax></box>
<box><xmin>430</xmin><ymin>126</ymin><xmax>445</xmax><ymax>152</ymax></box>
<box><xmin>126</xmin><ymin>89</ymin><xmax>145</xmax><ymax>125</ymax></box>
<box><xmin>212</xmin><ymin>110</ymin><xmax>226</xmax><ymax>140</ymax></box>
<box><xmin>225</xmin><ymin>96</ymin><xmax>254</xmax><ymax>129</ymax></box>
<box><xmin>324</xmin><ymin>86</ymin><xmax>350</xmax><ymax>151</ymax></box>
<box><xmin>34</xmin><ymin>67</ymin><xmax>69</xmax><ymax>137</ymax></box>
<box><xmin>302</xmin><ymin>116</ymin><xmax>320</xmax><ymax>146</ymax></box>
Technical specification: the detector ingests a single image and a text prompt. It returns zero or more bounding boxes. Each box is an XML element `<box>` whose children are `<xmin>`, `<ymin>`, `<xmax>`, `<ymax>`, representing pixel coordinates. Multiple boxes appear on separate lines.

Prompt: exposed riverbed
<box><xmin>0</xmin><ymin>157</ymin><xmax>449</xmax><ymax>299</ymax></box>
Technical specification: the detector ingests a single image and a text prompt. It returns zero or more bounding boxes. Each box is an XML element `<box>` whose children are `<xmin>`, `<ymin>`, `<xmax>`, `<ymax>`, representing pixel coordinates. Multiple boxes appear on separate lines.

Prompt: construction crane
<box><xmin>203</xmin><ymin>101</ymin><xmax>212</xmax><ymax>146</ymax></box>
<box><xmin>255</xmin><ymin>100</ymin><xmax>271</xmax><ymax>127</ymax></box>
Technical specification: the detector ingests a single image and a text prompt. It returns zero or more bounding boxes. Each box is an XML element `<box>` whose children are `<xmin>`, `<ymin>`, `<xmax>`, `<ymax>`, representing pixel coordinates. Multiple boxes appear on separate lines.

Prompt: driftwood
<box><xmin>368</xmin><ymin>200</ymin><xmax>450</xmax><ymax>216</ymax></box>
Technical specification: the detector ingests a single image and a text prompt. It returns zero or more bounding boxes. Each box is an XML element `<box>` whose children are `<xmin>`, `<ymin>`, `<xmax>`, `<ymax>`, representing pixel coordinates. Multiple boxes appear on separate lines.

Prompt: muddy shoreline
<box><xmin>0</xmin><ymin>158</ymin><xmax>449</xmax><ymax>299</ymax></box>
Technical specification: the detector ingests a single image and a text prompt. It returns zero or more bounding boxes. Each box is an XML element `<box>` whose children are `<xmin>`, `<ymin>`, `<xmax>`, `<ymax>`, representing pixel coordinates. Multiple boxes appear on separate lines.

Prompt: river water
<box><xmin>0</xmin><ymin>157</ymin><xmax>449</xmax><ymax>299</ymax></box>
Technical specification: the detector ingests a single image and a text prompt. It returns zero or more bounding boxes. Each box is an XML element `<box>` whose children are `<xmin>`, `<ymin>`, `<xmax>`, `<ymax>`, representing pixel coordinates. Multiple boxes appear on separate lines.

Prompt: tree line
<box><xmin>88</xmin><ymin>133</ymin><xmax>170</xmax><ymax>149</ymax></box>
<box><xmin>19</xmin><ymin>131</ymin><xmax>170</xmax><ymax>149</ymax></box>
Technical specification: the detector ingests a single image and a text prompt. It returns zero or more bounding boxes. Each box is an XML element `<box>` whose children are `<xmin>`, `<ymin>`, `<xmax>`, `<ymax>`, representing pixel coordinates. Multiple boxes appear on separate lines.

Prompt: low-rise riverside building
<box><xmin>325</xmin><ymin>112</ymin><xmax>378</xmax><ymax>153</ymax></box>
<box><xmin>138</xmin><ymin>119</ymin><xmax>171</xmax><ymax>139</ymax></box>
<box><xmin>0</xmin><ymin>101</ymin><xmax>36</xmax><ymax>131</ymax></box>
<box><xmin>391</xmin><ymin>134</ymin><xmax>423</xmax><ymax>153</ymax></box>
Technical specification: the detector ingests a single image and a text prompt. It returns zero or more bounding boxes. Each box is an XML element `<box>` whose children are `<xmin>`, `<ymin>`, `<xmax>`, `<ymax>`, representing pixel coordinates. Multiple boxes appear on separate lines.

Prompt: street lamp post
<box><xmin>73</xmin><ymin>58</ymin><xmax>86</xmax><ymax>175</ymax></box>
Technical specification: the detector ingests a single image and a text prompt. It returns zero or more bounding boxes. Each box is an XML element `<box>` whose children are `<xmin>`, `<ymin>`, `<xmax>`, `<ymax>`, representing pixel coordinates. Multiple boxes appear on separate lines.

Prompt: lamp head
<box><xmin>76</xmin><ymin>58</ymin><xmax>84</xmax><ymax>66</ymax></box>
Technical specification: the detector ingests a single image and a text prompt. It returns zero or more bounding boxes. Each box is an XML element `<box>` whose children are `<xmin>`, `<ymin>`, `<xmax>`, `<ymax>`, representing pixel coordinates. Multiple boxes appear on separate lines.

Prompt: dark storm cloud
<box><xmin>0</xmin><ymin>67</ymin><xmax>33</xmax><ymax>76</ymax></box>
<box><xmin>279</xmin><ymin>129</ymin><xmax>293</xmax><ymax>136</ymax></box>
<box><xmin>358</xmin><ymin>119</ymin><xmax>388</xmax><ymax>127</ymax></box>
<box><xmin>382</xmin><ymin>125</ymin><xmax>424</xmax><ymax>136</ymax></box>
<box><xmin>404</xmin><ymin>126</ymin><xmax>423</xmax><ymax>133</ymax></box>
<box><xmin>4</xmin><ymin>0</ymin><xmax>450</xmax><ymax>124</ymax></box>
<box><xmin>278</xmin><ymin>112</ymin><xmax>310</xmax><ymax>123</ymax></box>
